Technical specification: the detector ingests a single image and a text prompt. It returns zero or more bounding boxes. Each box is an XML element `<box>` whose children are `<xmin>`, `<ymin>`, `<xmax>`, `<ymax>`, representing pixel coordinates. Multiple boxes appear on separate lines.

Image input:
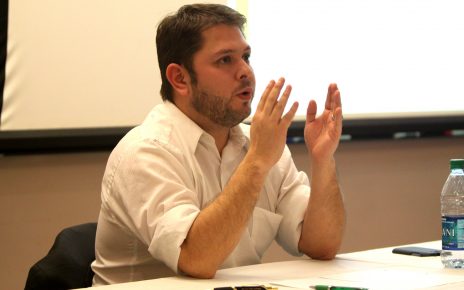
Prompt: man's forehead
<box><xmin>200</xmin><ymin>25</ymin><xmax>250</xmax><ymax>53</ymax></box>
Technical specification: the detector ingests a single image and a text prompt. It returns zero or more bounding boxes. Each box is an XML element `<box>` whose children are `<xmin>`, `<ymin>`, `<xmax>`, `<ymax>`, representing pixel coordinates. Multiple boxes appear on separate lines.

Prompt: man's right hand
<box><xmin>248</xmin><ymin>77</ymin><xmax>298</xmax><ymax>170</ymax></box>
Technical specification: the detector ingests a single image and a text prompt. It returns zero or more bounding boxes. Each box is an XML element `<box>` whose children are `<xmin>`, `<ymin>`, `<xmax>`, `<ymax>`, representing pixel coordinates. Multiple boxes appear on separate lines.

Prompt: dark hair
<box><xmin>156</xmin><ymin>4</ymin><xmax>246</xmax><ymax>102</ymax></box>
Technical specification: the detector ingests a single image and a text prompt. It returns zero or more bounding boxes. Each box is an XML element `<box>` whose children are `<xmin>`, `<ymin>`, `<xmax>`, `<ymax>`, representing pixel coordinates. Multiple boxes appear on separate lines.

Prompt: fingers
<box><xmin>334</xmin><ymin>107</ymin><xmax>343</xmax><ymax>124</ymax></box>
<box><xmin>271</xmin><ymin>84</ymin><xmax>293</xmax><ymax>120</ymax></box>
<box><xmin>281</xmin><ymin>101</ymin><xmax>299</xmax><ymax>126</ymax></box>
<box><xmin>263</xmin><ymin>78</ymin><xmax>286</xmax><ymax>115</ymax></box>
<box><xmin>324</xmin><ymin>83</ymin><xmax>341</xmax><ymax>111</ymax></box>
<box><xmin>306</xmin><ymin>100</ymin><xmax>317</xmax><ymax>125</ymax></box>
<box><xmin>256</xmin><ymin>80</ymin><xmax>275</xmax><ymax>112</ymax></box>
<box><xmin>257</xmin><ymin>77</ymin><xmax>295</xmax><ymax>121</ymax></box>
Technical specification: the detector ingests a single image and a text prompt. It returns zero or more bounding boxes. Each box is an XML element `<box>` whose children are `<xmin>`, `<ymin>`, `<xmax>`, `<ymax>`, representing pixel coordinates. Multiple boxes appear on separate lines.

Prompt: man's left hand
<box><xmin>304</xmin><ymin>83</ymin><xmax>342</xmax><ymax>162</ymax></box>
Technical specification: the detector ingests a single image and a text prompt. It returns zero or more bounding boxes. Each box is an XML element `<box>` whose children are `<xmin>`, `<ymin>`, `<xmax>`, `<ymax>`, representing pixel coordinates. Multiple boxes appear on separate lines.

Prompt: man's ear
<box><xmin>166</xmin><ymin>63</ymin><xmax>191</xmax><ymax>97</ymax></box>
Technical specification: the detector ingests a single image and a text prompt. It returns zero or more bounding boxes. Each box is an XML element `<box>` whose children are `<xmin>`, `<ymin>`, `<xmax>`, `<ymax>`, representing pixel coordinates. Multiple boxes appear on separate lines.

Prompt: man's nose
<box><xmin>237</xmin><ymin>60</ymin><xmax>254</xmax><ymax>80</ymax></box>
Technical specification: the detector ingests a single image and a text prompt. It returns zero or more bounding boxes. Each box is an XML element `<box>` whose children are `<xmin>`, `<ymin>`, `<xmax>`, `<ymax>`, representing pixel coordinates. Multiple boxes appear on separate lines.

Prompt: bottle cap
<box><xmin>450</xmin><ymin>159</ymin><xmax>464</xmax><ymax>170</ymax></box>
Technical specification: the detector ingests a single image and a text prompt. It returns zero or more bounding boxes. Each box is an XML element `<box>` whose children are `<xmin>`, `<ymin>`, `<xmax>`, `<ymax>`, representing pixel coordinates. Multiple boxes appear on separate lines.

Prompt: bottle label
<box><xmin>442</xmin><ymin>216</ymin><xmax>464</xmax><ymax>250</ymax></box>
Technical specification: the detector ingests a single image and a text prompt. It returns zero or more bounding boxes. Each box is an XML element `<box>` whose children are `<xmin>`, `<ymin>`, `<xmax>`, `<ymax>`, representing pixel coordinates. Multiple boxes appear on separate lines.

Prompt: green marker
<box><xmin>310</xmin><ymin>285</ymin><xmax>369</xmax><ymax>290</ymax></box>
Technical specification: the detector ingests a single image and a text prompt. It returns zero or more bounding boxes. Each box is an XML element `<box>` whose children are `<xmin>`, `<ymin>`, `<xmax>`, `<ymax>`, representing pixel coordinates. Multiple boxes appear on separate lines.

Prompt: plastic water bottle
<box><xmin>441</xmin><ymin>159</ymin><xmax>464</xmax><ymax>268</ymax></box>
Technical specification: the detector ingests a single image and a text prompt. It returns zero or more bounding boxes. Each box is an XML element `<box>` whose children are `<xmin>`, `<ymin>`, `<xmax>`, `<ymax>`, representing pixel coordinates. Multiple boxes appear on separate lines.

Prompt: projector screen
<box><xmin>232</xmin><ymin>0</ymin><xmax>464</xmax><ymax>121</ymax></box>
<box><xmin>1</xmin><ymin>0</ymin><xmax>463</xmax><ymax>153</ymax></box>
<box><xmin>1</xmin><ymin>0</ymin><xmax>225</xmax><ymax>131</ymax></box>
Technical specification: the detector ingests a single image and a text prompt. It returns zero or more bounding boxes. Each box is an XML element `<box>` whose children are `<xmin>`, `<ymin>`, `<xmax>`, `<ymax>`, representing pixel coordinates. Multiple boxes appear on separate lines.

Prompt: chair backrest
<box><xmin>24</xmin><ymin>222</ymin><xmax>97</xmax><ymax>290</ymax></box>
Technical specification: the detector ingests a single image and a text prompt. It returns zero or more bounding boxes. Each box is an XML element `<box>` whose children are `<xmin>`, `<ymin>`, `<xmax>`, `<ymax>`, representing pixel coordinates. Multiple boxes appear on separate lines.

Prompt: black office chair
<box><xmin>24</xmin><ymin>222</ymin><xmax>98</xmax><ymax>290</ymax></box>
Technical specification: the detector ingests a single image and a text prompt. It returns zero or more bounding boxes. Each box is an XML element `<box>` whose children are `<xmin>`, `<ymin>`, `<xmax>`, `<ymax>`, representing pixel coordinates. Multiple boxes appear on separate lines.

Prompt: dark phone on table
<box><xmin>392</xmin><ymin>246</ymin><xmax>441</xmax><ymax>257</ymax></box>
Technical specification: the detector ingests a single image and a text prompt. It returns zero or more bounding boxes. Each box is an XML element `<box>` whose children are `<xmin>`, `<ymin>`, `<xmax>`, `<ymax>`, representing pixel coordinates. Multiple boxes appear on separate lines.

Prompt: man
<box><xmin>92</xmin><ymin>3</ymin><xmax>345</xmax><ymax>285</ymax></box>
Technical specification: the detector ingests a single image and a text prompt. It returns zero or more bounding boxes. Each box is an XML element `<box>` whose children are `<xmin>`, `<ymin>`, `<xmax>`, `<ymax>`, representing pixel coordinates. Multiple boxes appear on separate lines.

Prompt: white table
<box><xmin>85</xmin><ymin>241</ymin><xmax>464</xmax><ymax>290</ymax></box>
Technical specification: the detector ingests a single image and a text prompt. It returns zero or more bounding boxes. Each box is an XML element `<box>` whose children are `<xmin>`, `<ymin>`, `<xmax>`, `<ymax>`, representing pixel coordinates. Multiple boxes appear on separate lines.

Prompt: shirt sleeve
<box><xmin>273</xmin><ymin>145</ymin><xmax>310</xmax><ymax>256</ymax></box>
<box><xmin>104</xmin><ymin>138</ymin><xmax>200</xmax><ymax>274</ymax></box>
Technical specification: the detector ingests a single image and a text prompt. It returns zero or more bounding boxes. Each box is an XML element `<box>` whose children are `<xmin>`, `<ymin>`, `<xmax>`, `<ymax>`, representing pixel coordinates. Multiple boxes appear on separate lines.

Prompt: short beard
<box><xmin>191</xmin><ymin>86</ymin><xmax>251</xmax><ymax>128</ymax></box>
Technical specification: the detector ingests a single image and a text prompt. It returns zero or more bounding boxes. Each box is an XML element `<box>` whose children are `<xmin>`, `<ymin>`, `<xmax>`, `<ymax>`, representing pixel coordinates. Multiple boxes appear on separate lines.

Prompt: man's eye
<box><xmin>243</xmin><ymin>53</ymin><xmax>251</xmax><ymax>63</ymax></box>
<box><xmin>219</xmin><ymin>56</ymin><xmax>232</xmax><ymax>64</ymax></box>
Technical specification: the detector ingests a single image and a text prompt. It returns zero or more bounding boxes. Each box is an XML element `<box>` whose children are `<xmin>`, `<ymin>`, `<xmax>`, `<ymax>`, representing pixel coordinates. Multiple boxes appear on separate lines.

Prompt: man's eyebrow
<box><xmin>213</xmin><ymin>46</ymin><xmax>251</xmax><ymax>56</ymax></box>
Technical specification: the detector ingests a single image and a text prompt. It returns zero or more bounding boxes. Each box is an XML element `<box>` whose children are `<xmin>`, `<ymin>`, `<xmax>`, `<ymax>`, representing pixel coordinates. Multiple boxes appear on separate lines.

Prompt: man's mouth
<box><xmin>235</xmin><ymin>87</ymin><xmax>253</xmax><ymax>101</ymax></box>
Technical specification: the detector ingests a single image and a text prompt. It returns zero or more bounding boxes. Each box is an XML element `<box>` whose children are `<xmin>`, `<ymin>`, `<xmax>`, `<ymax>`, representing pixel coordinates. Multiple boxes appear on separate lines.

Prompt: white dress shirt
<box><xmin>91</xmin><ymin>101</ymin><xmax>310</xmax><ymax>286</ymax></box>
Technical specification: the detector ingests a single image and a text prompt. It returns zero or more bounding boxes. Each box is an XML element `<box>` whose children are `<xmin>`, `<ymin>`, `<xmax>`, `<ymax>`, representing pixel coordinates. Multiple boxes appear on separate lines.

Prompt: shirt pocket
<box><xmin>250</xmin><ymin>207</ymin><xmax>283</xmax><ymax>257</ymax></box>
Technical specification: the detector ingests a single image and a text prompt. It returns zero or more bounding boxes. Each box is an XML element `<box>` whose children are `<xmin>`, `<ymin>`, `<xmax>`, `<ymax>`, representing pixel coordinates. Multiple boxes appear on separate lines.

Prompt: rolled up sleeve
<box><xmin>107</xmin><ymin>139</ymin><xmax>201</xmax><ymax>273</ymax></box>
<box><xmin>274</xmin><ymin>147</ymin><xmax>310</xmax><ymax>256</ymax></box>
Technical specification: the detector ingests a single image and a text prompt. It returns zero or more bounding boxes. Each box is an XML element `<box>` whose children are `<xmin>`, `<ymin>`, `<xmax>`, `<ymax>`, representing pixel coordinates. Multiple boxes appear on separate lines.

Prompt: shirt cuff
<box><xmin>148</xmin><ymin>205</ymin><xmax>199</xmax><ymax>273</ymax></box>
<box><xmin>277</xmin><ymin>184</ymin><xmax>310</xmax><ymax>256</ymax></box>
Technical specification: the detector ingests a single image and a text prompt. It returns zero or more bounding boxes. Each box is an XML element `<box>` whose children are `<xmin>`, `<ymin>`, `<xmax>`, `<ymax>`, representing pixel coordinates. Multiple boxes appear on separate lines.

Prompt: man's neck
<box><xmin>173</xmin><ymin>100</ymin><xmax>230</xmax><ymax>155</ymax></box>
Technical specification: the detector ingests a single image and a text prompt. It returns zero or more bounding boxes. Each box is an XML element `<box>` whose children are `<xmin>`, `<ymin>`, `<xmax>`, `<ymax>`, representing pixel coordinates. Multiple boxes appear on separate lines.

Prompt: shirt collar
<box><xmin>162</xmin><ymin>101</ymin><xmax>250</xmax><ymax>154</ymax></box>
<box><xmin>162</xmin><ymin>102</ymin><xmax>206</xmax><ymax>155</ymax></box>
<box><xmin>230</xmin><ymin>124</ymin><xmax>250</xmax><ymax>151</ymax></box>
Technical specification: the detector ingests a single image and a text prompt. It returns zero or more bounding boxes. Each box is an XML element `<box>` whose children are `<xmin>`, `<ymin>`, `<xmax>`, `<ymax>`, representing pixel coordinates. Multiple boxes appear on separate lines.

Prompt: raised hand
<box><xmin>304</xmin><ymin>83</ymin><xmax>343</xmax><ymax>162</ymax></box>
<box><xmin>249</xmin><ymin>78</ymin><xmax>298</xmax><ymax>170</ymax></box>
